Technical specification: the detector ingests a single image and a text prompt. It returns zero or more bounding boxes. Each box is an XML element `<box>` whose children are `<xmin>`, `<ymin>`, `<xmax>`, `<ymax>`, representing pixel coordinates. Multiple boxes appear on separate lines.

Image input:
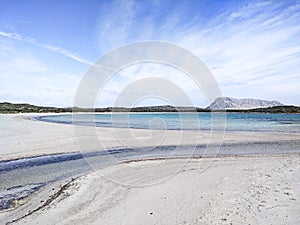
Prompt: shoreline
<box><xmin>3</xmin><ymin>153</ymin><xmax>299</xmax><ymax>212</ymax></box>
<box><xmin>1</xmin><ymin>143</ymin><xmax>300</xmax><ymax>164</ymax></box>
<box><xmin>3</xmin><ymin>154</ymin><xmax>299</xmax><ymax>225</ymax></box>
<box><xmin>1</xmin><ymin>113</ymin><xmax>300</xmax><ymax>162</ymax></box>
<box><xmin>34</xmin><ymin>112</ymin><xmax>300</xmax><ymax>133</ymax></box>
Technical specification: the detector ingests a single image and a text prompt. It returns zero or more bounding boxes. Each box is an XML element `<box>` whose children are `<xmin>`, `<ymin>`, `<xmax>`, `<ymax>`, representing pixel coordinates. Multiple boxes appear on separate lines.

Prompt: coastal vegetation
<box><xmin>1</xmin><ymin>102</ymin><xmax>300</xmax><ymax>114</ymax></box>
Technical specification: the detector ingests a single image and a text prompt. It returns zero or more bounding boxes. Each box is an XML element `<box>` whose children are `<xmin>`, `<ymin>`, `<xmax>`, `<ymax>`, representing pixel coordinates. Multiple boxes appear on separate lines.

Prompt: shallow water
<box><xmin>1</xmin><ymin>140</ymin><xmax>300</xmax><ymax>210</ymax></box>
<box><xmin>37</xmin><ymin>113</ymin><xmax>300</xmax><ymax>133</ymax></box>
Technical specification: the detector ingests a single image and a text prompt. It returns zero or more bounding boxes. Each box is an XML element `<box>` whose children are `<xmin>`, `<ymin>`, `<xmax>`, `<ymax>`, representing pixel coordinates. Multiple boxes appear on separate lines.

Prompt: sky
<box><xmin>0</xmin><ymin>0</ymin><xmax>300</xmax><ymax>107</ymax></box>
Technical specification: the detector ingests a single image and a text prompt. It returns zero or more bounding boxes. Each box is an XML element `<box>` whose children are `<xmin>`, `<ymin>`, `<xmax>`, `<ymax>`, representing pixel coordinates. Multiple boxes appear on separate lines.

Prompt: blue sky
<box><xmin>0</xmin><ymin>0</ymin><xmax>300</xmax><ymax>107</ymax></box>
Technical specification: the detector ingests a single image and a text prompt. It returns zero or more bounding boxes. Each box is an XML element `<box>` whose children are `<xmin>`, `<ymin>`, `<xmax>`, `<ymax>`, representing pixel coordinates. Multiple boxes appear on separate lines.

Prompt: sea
<box><xmin>37</xmin><ymin>112</ymin><xmax>300</xmax><ymax>133</ymax></box>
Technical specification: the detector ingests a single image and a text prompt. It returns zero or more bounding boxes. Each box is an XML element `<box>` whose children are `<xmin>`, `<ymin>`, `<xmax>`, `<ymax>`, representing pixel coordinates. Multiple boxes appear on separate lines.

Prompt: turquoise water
<box><xmin>37</xmin><ymin>112</ymin><xmax>300</xmax><ymax>133</ymax></box>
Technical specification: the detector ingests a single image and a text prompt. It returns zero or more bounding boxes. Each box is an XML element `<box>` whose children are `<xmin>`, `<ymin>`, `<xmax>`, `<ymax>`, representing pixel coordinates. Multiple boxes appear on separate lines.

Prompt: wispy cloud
<box><xmin>0</xmin><ymin>31</ymin><xmax>92</xmax><ymax>65</ymax></box>
<box><xmin>0</xmin><ymin>42</ymin><xmax>82</xmax><ymax>106</ymax></box>
<box><xmin>95</xmin><ymin>0</ymin><xmax>138</xmax><ymax>50</ymax></box>
<box><xmin>95</xmin><ymin>0</ymin><xmax>300</xmax><ymax>105</ymax></box>
<box><xmin>1</xmin><ymin>0</ymin><xmax>300</xmax><ymax>106</ymax></box>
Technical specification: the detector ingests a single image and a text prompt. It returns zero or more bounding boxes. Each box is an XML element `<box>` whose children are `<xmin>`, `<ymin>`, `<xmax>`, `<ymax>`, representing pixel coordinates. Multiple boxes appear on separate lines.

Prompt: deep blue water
<box><xmin>37</xmin><ymin>112</ymin><xmax>300</xmax><ymax>133</ymax></box>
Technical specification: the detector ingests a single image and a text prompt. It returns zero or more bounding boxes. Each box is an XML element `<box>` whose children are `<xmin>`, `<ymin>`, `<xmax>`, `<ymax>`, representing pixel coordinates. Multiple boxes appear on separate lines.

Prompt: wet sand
<box><xmin>9</xmin><ymin>156</ymin><xmax>300</xmax><ymax>225</ymax></box>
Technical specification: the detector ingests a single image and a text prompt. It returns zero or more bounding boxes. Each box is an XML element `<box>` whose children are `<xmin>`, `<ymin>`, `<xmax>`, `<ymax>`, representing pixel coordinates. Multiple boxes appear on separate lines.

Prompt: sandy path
<box><xmin>11</xmin><ymin>155</ymin><xmax>300</xmax><ymax>225</ymax></box>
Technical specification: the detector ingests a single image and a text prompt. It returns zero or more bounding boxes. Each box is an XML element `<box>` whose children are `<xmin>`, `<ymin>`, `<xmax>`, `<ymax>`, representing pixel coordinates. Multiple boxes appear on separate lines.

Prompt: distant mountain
<box><xmin>207</xmin><ymin>97</ymin><xmax>284</xmax><ymax>110</ymax></box>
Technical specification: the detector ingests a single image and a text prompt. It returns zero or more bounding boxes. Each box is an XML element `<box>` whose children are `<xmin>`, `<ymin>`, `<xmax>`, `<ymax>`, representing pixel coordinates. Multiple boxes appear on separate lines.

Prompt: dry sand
<box><xmin>1</xmin><ymin>113</ymin><xmax>300</xmax><ymax>224</ymax></box>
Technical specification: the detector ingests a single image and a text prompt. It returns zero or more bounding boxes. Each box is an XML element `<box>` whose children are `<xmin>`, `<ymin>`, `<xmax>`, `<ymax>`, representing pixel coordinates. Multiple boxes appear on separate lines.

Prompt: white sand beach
<box><xmin>12</xmin><ymin>156</ymin><xmax>300</xmax><ymax>225</ymax></box>
<box><xmin>2</xmin><ymin>0</ymin><xmax>300</xmax><ymax>223</ymax></box>
<box><xmin>1</xmin><ymin>114</ymin><xmax>300</xmax><ymax>224</ymax></box>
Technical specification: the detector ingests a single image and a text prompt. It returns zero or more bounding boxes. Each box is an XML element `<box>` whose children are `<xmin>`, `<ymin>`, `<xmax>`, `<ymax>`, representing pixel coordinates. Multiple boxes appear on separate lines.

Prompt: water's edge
<box><xmin>1</xmin><ymin>141</ymin><xmax>300</xmax><ymax>211</ymax></box>
<box><xmin>35</xmin><ymin>112</ymin><xmax>300</xmax><ymax>133</ymax></box>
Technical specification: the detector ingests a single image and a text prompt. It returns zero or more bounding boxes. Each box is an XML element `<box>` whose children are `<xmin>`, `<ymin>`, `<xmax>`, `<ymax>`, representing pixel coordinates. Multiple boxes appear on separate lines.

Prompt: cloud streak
<box><xmin>94</xmin><ymin>0</ymin><xmax>300</xmax><ymax>105</ymax></box>
<box><xmin>0</xmin><ymin>31</ymin><xmax>92</xmax><ymax>65</ymax></box>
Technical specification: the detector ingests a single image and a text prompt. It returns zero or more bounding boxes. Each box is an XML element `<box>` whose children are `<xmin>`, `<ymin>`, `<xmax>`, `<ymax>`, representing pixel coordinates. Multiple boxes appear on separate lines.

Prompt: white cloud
<box><xmin>0</xmin><ymin>43</ymin><xmax>81</xmax><ymax>106</ymax></box>
<box><xmin>1</xmin><ymin>1</ymin><xmax>300</xmax><ymax>106</ymax></box>
<box><xmin>0</xmin><ymin>70</ymin><xmax>81</xmax><ymax>106</ymax></box>
<box><xmin>0</xmin><ymin>53</ymin><xmax>48</xmax><ymax>76</ymax></box>
<box><xmin>93</xmin><ymin>1</ymin><xmax>300</xmax><ymax>106</ymax></box>
<box><xmin>97</xmin><ymin>62</ymin><xmax>207</xmax><ymax>107</ymax></box>
<box><xmin>0</xmin><ymin>31</ymin><xmax>92</xmax><ymax>65</ymax></box>
<box><xmin>174</xmin><ymin>2</ymin><xmax>300</xmax><ymax>104</ymax></box>
<box><xmin>95</xmin><ymin>0</ymin><xmax>138</xmax><ymax>50</ymax></box>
